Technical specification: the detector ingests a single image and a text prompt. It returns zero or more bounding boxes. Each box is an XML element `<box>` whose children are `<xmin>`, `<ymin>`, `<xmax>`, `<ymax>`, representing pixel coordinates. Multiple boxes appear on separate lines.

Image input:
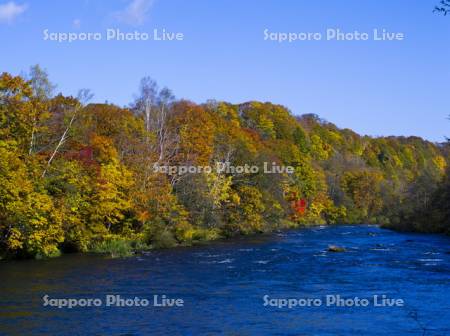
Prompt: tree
<box><xmin>133</xmin><ymin>76</ymin><xmax>158</xmax><ymax>133</ymax></box>
<box><xmin>341</xmin><ymin>170</ymin><xmax>383</xmax><ymax>221</ymax></box>
<box><xmin>77</xmin><ymin>134</ymin><xmax>135</xmax><ymax>237</ymax></box>
<box><xmin>0</xmin><ymin>72</ymin><xmax>35</xmax><ymax>153</ymax></box>
<box><xmin>0</xmin><ymin>143</ymin><xmax>63</xmax><ymax>258</ymax></box>
<box><xmin>434</xmin><ymin>0</ymin><xmax>450</xmax><ymax>15</ymax></box>
<box><xmin>132</xmin><ymin>76</ymin><xmax>176</xmax><ymax>163</ymax></box>
<box><xmin>28</xmin><ymin>64</ymin><xmax>56</xmax><ymax>99</ymax></box>
<box><xmin>42</xmin><ymin>97</ymin><xmax>81</xmax><ymax>177</ymax></box>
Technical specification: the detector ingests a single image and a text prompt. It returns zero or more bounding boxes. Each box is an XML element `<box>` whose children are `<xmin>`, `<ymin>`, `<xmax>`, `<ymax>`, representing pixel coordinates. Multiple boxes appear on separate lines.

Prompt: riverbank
<box><xmin>66</xmin><ymin>220</ymin><xmax>313</xmax><ymax>259</ymax></box>
<box><xmin>1</xmin><ymin>220</ymin><xmax>324</xmax><ymax>261</ymax></box>
<box><xmin>3</xmin><ymin>219</ymin><xmax>448</xmax><ymax>261</ymax></box>
<box><xmin>381</xmin><ymin>222</ymin><xmax>450</xmax><ymax>236</ymax></box>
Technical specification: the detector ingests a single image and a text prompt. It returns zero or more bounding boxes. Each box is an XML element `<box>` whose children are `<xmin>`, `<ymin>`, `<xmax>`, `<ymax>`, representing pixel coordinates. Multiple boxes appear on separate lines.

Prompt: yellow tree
<box><xmin>0</xmin><ymin>143</ymin><xmax>63</xmax><ymax>257</ymax></box>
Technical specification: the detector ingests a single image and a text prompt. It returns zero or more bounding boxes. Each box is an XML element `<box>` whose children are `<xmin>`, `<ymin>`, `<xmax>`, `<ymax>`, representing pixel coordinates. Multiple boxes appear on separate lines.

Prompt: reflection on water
<box><xmin>1</xmin><ymin>225</ymin><xmax>449</xmax><ymax>335</ymax></box>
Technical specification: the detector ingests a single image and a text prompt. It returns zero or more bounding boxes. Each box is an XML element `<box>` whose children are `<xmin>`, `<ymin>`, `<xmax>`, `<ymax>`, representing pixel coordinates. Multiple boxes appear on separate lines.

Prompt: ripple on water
<box><xmin>217</xmin><ymin>258</ymin><xmax>234</xmax><ymax>264</ymax></box>
<box><xmin>1</xmin><ymin>225</ymin><xmax>449</xmax><ymax>336</ymax></box>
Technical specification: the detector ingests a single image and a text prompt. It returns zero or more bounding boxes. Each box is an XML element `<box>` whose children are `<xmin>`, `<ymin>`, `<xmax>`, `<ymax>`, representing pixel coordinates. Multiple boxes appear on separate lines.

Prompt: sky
<box><xmin>0</xmin><ymin>0</ymin><xmax>449</xmax><ymax>142</ymax></box>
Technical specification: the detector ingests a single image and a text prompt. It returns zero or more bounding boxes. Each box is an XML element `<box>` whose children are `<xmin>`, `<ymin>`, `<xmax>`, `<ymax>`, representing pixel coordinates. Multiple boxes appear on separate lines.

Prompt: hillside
<box><xmin>0</xmin><ymin>72</ymin><xmax>448</xmax><ymax>259</ymax></box>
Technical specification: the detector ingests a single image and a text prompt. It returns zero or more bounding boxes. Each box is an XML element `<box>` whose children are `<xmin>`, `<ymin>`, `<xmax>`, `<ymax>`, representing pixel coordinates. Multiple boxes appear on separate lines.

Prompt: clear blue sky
<box><xmin>1</xmin><ymin>0</ymin><xmax>449</xmax><ymax>142</ymax></box>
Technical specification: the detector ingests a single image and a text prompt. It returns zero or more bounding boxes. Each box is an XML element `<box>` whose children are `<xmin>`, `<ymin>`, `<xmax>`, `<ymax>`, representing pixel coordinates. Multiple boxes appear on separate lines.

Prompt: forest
<box><xmin>0</xmin><ymin>65</ymin><xmax>449</xmax><ymax>259</ymax></box>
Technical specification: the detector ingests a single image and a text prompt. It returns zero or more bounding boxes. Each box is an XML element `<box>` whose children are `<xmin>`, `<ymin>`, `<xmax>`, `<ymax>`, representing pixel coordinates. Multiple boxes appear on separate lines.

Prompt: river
<box><xmin>1</xmin><ymin>225</ymin><xmax>449</xmax><ymax>335</ymax></box>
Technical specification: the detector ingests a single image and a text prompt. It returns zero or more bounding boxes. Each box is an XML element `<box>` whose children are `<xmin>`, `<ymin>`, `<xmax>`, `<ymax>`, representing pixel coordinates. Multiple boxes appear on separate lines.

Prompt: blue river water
<box><xmin>0</xmin><ymin>225</ymin><xmax>449</xmax><ymax>335</ymax></box>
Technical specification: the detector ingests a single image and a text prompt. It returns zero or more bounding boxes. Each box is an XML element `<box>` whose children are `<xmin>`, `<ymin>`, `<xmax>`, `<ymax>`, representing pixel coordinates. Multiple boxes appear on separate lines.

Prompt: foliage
<box><xmin>1</xmin><ymin>69</ymin><xmax>448</xmax><ymax>259</ymax></box>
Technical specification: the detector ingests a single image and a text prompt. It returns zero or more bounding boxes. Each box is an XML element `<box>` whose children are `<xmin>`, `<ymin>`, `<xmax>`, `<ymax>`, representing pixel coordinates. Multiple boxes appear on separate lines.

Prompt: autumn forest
<box><xmin>1</xmin><ymin>65</ymin><xmax>449</xmax><ymax>259</ymax></box>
